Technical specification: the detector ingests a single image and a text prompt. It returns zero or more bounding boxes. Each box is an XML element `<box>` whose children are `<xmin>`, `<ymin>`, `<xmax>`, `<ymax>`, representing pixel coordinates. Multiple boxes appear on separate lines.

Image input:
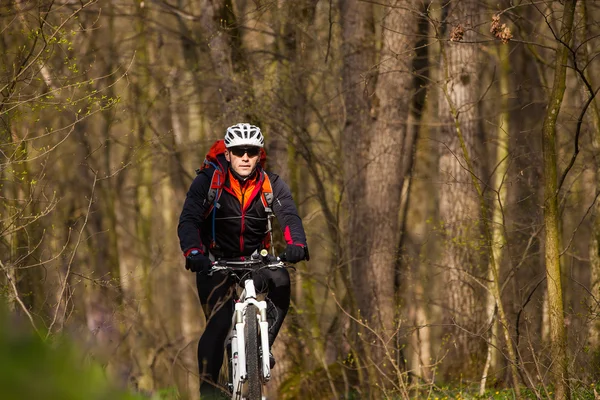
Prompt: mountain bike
<box><xmin>210</xmin><ymin>251</ymin><xmax>289</xmax><ymax>400</ymax></box>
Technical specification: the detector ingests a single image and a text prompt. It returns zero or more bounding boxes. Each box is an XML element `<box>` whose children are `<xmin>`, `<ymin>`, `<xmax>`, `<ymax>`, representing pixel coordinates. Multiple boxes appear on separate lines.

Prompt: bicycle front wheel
<box><xmin>245</xmin><ymin>304</ymin><xmax>262</xmax><ymax>400</ymax></box>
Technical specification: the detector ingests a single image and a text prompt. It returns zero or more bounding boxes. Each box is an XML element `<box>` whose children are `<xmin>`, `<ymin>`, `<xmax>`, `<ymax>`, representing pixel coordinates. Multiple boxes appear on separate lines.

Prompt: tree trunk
<box><xmin>437</xmin><ymin>0</ymin><xmax>486</xmax><ymax>379</ymax></box>
<box><xmin>580</xmin><ymin>0</ymin><xmax>600</xmax><ymax>378</ymax></box>
<box><xmin>405</xmin><ymin>104</ymin><xmax>436</xmax><ymax>385</ymax></box>
<box><xmin>541</xmin><ymin>1</ymin><xmax>576</xmax><ymax>398</ymax></box>
<box><xmin>338</xmin><ymin>0</ymin><xmax>376</xmax><ymax>390</ymax></box>
<box><xmin>573</xmin><ymin>0</ymin><xmax>600</xmax><ymax>379</ymax></box>
<box><xmin>265</xmin><ymin>0</ymin><xmax>321</xmax><ymax>390</ymax></box>
<box><xmin>197</xmin><ymin>0</ymin><xmax>243</xmax><ymax>122</ymax></box>
<box><xmin>480</xmin><ymin>42</ymin><xmax>510</xmax><ymax>395</ymax></box>
<box><xmin>404</xmin><ymin>2</ymin><xmax>443</xmax><ymax>382</ymax></box>
<box><xmin>360</xmin><ymin>0</ymin><xmax>418</xmax><ymax>389</ymax></box>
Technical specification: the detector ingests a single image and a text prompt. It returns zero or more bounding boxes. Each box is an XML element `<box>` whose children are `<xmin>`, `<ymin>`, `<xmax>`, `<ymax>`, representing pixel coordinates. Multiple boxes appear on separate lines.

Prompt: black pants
<box><xmin>195</xmin><ymin>268</ymin><xmax>290</xmax><ymax>394</ymax></box>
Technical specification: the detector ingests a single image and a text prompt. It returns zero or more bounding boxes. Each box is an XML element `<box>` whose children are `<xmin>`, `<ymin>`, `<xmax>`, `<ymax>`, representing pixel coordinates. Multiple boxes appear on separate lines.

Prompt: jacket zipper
<box><xmin>240</xmin><ymin>186</ymin><xmax>246</xmax><ymax>252</ymax></box>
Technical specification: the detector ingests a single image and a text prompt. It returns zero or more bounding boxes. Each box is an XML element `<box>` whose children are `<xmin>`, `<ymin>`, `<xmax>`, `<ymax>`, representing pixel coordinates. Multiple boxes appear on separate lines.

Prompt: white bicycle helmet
<box><xmin>224</xmin><ymin>123</ymin><xmax>264</xmax><ymax>148</ymax></box>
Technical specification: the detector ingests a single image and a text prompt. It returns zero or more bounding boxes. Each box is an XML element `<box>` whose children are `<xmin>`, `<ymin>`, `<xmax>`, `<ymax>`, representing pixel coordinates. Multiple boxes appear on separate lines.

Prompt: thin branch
<box><xmin>46</xmin><ymin>170</ymin><xmax>97</xmax><ymax>337</ymax></box>
<box><xmin>0</xmin><ymin>1</ymin><xmax>97</xmax><ymax>96</ymax></box>
<box><xmin>555</xmin><ymin>15</ymin><xmax>600</xmax><ymax>191</ymax></box>
<box><xmin>325</xmin><ymin>0</ymin><xmax>333</xmax><ymax>63</ymax></box>
<box><xmin>0</xmin><ymin>259</ymin><xmax>41</xmax><ymax>337</ymax></box>
<box><xmin>560</xmin><ymin>190</ymin><xmax>600</xmax><ymax>256</ymax></box>
<box><xmin>515</xmin><ymin>276</ymin><xmax>546</xmax><ymax>349</ymax></box>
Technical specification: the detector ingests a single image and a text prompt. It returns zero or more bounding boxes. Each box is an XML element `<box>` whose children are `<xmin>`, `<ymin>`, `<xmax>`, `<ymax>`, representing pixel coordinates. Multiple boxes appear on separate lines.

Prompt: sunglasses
<box><xmin>229</xmin><ymin>147</ymin><xmax>261</xmax><ymax>157</ymax></box>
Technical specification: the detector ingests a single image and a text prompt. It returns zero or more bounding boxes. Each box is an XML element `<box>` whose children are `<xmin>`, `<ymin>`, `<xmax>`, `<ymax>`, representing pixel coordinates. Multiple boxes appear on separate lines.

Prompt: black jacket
<box><xmin>178</xmin><ymin>164</ymin><xmax>307</xmax><ymax>258</ymax></box>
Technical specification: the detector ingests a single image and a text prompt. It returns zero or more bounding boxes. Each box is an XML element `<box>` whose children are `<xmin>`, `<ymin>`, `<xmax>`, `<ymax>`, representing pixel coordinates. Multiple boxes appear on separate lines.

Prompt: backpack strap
<box><xmin>207</xmin><ymin>169</ymin><xmax>225</xmax><ymax>209</ymax></box>
<box><xmin>201</xmin><ymin>166</ymin><xmax>225</xmax><ymax>216</ymax></box>
<box><xmin>260</xmin><ymin>173</ymin><xmax>274</xmax><ymax>251</ymax></box>
<box><xmin>203</xmin><ymin>167</ymin><xmax>225</xmax><ymax>249</ymax></box>
<box><xmin>260</xmin><ymin>173</ymin><xmax>274</xmax><ymax>212</ymax></box>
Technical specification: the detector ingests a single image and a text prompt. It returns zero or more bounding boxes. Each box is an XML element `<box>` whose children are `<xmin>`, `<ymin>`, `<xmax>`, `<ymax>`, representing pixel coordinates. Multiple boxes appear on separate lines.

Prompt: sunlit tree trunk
<box><xmin>360</xmin><ymin>1</ymin><xmax>418</xmax><ymax>390</ymax></box>
<box><xmin>405</xmin><ymin>103</ymin><xmax>436</xmax><ymax>384</ymax></box>
<box><xmin>130</xmin><ymin>1</ymin><xmax>155</xmax><ymax>391</ymax></box>
<box><xmin>541</xmin><ymin>1</ymin><xmax>576</xmax><ymax>398</ymax></box>
<box><xmin>167</xmin><ymin>69</ymin><xmax>201</xmax><ymax>397</ymax></box>
<box><xmin>0</xmin><ymin>100</ymin><xmax>19</xmax><ymax>314</ymax></box>
<box><xmin>135</xmin><ymin>0</ymin><xmax>153</xmax><ymax>316</ymax></box>
<box><xmin>480</xmin><ymin>42</ymin><xmax>510</xmax><ymax>394</ymax></box>
<box><xmin>437</xmin><ymin>0</ymin><xmax>486</xmax><ymax>379</ymax></box>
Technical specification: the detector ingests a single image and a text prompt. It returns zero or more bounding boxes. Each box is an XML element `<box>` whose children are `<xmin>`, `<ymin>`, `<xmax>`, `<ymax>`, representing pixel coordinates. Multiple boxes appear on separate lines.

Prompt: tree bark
<box><xmin>338</xmin><ymin>0</ymin><xmax>376</xmax><ymax>390</ymax></box>
<box><xmin>541</xmin><ymin>1</ymin><xmax>577</xmax><ymax>398</ymax></box>
<box><xmin>198</xmin><ymin>0</ymin><xmax>244</xmax><ymax>122</ymax></box>
<box><xmin>571</xmin><ymin>1</ymin><xmax>600</xmax><ymax>380</ymax></box>
<box><xmin>480</xmin><ymin>42</ymin><xmax>510</xmax><ymax>395</ymax></box>
<box><xmin>361</xmin><ymin>0</ymin><xmax>418</xmax><ymax>388</ymax></box>
<box><xmin>437</xmin><ymin>0</ymin><xmax>486</xmax><ymax>379</ymax></box>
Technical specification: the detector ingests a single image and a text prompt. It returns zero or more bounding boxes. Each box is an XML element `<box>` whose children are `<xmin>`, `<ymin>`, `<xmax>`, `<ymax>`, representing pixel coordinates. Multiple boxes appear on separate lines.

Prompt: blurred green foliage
<box><xmin>0</xmin><ymin>306</ymin><xmax>146</xmax><ymax>400</ymax></box>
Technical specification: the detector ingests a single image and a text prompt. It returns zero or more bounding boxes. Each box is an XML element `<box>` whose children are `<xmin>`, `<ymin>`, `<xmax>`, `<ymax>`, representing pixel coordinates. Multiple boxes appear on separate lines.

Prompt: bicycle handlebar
<box><xmin>209</xmin><ymin>253</ymin><xmax>289</xmax><ymax>273</ymax></box>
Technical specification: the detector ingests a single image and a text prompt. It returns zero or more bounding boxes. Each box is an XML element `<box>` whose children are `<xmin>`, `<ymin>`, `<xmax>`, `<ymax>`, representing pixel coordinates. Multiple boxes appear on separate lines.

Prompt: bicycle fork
<box><xmin>259</xmin><ymin>307</ymin><xmax>270</xmax><ymax>381</ymax></box>
<box><xmin>231</xmin><ymin>304</ymin><xmax>247</xmax><ymax>395</ymax></box>
<box><xmin>230</xmin><ymin>280</ymin><xmax>272</xmax><ymax>397</ymax></box>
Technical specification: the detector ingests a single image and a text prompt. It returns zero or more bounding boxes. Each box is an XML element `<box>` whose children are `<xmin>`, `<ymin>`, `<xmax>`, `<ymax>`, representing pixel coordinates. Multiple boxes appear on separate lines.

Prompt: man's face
<box><xmin>225</xmin><ymin>146</ymin><xmax>261</xmax><ymax>178</ymax></box>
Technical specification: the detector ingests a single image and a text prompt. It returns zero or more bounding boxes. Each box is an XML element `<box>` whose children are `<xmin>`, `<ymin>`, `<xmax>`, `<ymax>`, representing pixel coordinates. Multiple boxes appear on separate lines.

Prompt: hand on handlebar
<box><xmin>185</xmin><ymin>250</ymin><xmax>212</xmax><ymax>273</ymax></box>
<box><xmin>281</xmin><ymin>244</ymin><xmax>307</xmax><ymax>264</ymax></box>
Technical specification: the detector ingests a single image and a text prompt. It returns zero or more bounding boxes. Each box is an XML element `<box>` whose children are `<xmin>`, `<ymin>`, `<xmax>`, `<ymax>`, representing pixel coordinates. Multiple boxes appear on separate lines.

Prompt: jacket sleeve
<box><xmin>177</xmin><ymin>169</ymin><xmax>212</xmax><ymax>255</ymax></box>
<box><xmin>268</xmin><ymin>172</ymin><xmax>308</xmax><ymax>247</ymax></box>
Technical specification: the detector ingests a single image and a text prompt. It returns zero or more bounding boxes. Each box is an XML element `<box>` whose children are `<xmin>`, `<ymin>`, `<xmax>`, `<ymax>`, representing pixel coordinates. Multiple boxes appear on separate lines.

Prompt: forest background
<box><xmin>2</xmin><ymin>0</ymin><xmax>600</xmax><ymax>399</ymax></box>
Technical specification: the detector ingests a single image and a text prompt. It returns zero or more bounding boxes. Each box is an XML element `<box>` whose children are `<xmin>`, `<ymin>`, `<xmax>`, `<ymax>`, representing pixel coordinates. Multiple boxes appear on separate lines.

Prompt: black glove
<box><xmin>284</xmin><ymin>244</ymin><xmax>306</xmax><ymax>264</ymax></box>
<box><xmin>185</xmin><ymin>250</ymin><xmax>212</xmax><ymax>273</ymax></box>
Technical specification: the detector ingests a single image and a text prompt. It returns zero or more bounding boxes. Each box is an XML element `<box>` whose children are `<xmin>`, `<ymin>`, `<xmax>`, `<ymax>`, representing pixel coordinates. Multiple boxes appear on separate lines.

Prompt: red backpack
<box><xmin>197</xmin><ymin>140</ymin><xmax>274</xmax><ymax>249</ymax></box>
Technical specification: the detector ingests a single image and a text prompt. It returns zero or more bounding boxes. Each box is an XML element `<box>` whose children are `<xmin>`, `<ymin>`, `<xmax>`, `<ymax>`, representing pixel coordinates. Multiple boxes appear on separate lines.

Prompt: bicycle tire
<box><xmin>245</xmin><ymin>304</ymin><xmax>262</xmax><ymax>400</ymax></box>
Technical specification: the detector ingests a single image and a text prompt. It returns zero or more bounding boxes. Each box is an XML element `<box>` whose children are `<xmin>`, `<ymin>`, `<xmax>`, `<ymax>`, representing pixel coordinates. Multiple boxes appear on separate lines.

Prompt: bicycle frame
<box><xmin>228</xmin><ymin>277</ymin><xmax>271</xmax><ymax>398</ymax></box>
<box><xmin>213</xmin><ymin>256</ymin><xmax>287</xmax><ymax>400</ymax></box>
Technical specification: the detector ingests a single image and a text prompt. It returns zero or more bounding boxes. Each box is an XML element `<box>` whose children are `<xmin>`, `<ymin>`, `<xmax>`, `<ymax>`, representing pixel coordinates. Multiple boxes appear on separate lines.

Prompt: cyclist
<box><xmin>177</xmin><ymin>123</ymin><xmax>309</xmax><ymax>398</ymax></box>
